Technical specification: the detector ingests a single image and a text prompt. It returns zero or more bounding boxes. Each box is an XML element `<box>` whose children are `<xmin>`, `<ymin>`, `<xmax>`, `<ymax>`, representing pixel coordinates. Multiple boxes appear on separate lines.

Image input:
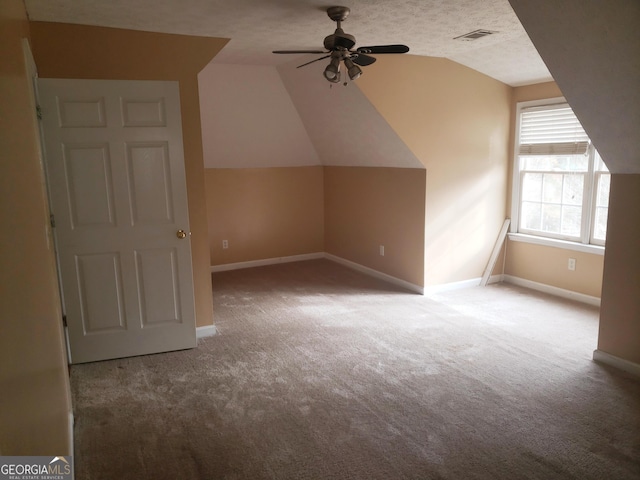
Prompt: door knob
<box><xmin>176</xmin><ymin>229</ymin><xmax>187</xmax><ymax>239</ymax></box>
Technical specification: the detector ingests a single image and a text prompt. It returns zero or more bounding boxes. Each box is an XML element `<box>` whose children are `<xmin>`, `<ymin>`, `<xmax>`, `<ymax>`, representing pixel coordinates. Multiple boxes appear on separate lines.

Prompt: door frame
<box><xmin>22</xmin><ymin>38</ymin><xmax>72</xmax><ymax>365</ymax></box>
<box><xmin>22</xmin><ymin>37</ymin><xmax>75</xmax><ymax>455</ymax></box>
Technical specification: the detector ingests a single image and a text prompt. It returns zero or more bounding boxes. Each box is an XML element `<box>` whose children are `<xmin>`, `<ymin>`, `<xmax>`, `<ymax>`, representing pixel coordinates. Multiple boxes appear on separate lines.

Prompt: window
<box><xmin>512</xmin><ymin>99</ymin><xmax>609</xmax><ymax>247</ymax></box>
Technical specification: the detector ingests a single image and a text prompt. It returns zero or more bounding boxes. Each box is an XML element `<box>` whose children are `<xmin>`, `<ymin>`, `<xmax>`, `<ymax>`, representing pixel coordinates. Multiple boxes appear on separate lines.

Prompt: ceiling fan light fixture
<box><xmin>323</xmin><ymin>56</ymin><xmax>341</xmax><ymax>82</ymax></box>
<box><xmin>326</xmin><ymin>69</ymin><xmax>341</xmax><ymax>83</ymax></box>
<box><xmin>344</xmin><ymin>57</ymin><xmax>362</xmax><ymax>80</ymax></box>
<box><xmin>274</xmin><ymin>6</ymin><xmax>410</xmax><ymax>85</ymax></box>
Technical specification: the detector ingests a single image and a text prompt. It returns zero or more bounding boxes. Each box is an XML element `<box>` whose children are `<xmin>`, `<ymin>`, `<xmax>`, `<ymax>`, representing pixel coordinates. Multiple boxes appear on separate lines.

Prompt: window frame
<box><xmin>589</xmin><ymin>161</ymin><xmax>610</xmax><ymax>247</ymax></box>
<box><xmin>510</xmin><ymin>97</ymin><xmax>607</xmax><ymax>254</ymax></box>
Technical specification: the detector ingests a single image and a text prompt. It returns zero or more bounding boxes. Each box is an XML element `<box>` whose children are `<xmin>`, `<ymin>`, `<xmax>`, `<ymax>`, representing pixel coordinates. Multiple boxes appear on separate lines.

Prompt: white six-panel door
<box><xmin>38</xmin><ymin>78</ymin><xmax>196</xmax><ymax>364</ymax></box>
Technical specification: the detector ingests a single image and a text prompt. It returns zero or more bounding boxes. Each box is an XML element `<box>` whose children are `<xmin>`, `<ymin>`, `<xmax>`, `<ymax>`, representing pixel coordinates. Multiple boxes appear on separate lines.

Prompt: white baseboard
<box><xmin>68</xmin><ymin>411</ymin><xmax>74</xmax><ymax>454</ymax></box>
<box><xmin>211</xmin><ymin>252</ymin><xmax>324</xmax><ymax>273</ymax></box>
<box><xmin>593</xmin><ymin>349</ymin><xmax>640</xmax><ymax>377</ymax></box>
<box><xmin>324</xmin><ymin>254</ymin><xmax>424</xmax><ymax>295</ymax></box>
<box><xmin>424</xmin><ymin>274</ymin><xmax>505</xmax><ymax>296</ymax></box>
<box><xmin>424</xmin><ymin>277</ymin><xmax>481</xmax><ymax>295</ymax></box>
<box><xmin>502</xmin><ymin>275</ymin><xmax>601</xmax><ymax>306</ymax></box>
<box><xmin>210</xmin><ymin>252</ymin><xmax>507</xmax><ymax>296</ymax></box>
<box><xmin>69</xmin><ymin>411</ymin><xmax>75</xmax><ymax>479</ymax></box>
<box><xmin>211</xmin><ymin>252</ymin><xmax>424</xmax><ymax>294</ymax></box>
<box><xmin>196</xmin><ymin>325</ymin><xmax>217</xmax><ymax>339</ymax></box>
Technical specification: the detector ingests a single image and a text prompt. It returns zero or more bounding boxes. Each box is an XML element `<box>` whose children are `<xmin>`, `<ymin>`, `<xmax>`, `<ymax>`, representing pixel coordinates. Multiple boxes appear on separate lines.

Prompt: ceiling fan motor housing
<box><xmin>324</xmin><ymin>29</ymin><xmax>356</xmax><ymax>51</ymax></box>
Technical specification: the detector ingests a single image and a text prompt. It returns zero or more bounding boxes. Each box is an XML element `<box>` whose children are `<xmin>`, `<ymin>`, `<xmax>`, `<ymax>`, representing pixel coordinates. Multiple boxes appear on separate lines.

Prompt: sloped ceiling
<box><xmin>509</xmin><ymin>0</ymin><xmax>640</xmax><ymax>174</ymax></box>
<box><xmin>198</xmin><ymin>59</ymin><xmax>422</xmax><ymax>169</ymax></box>
<box><xmin>277</xmin><ymin>58</ymin><xmax>423</xmax><ymax>169</ymax></box>
<box><xmin>24</xmin><ymin>0</ymin><xmax>552</xmax><ymax>87</ymax></box>
<box><xmin>198</xmin><ymin>64</ymin><xmax>319</xmax><ymax>168</ymax></box>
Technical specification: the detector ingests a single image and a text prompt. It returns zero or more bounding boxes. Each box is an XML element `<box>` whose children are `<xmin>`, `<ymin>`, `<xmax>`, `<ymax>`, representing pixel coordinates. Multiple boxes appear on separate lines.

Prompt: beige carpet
<box><xmin>71</xmin><ymin>259</ymin><xmax>640</xmax><ymax>479</ymax></box>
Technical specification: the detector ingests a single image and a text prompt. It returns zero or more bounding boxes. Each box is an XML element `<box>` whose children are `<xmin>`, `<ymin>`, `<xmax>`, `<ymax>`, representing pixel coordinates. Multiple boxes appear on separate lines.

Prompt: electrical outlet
<box><xmin>568</xmin><ymin>258</ymin><xmax>576</xmax><ymax>271</ymax></box>
<box><xmin>379</xmin><ymin>245</ymin><xmax>385</xmax><ymax>256</ymax></box>
<box><xmin>222</xmin><ymin>239</ymin><xmax>229</xmax><ymax>249</ymax></box>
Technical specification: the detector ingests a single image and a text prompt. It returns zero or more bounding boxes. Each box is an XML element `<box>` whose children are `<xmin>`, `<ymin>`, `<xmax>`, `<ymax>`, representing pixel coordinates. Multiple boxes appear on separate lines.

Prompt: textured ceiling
<box><xmin>24</xmin><ymin>0</ymin><xmax>552</xmax><ymax>86</ymax></box>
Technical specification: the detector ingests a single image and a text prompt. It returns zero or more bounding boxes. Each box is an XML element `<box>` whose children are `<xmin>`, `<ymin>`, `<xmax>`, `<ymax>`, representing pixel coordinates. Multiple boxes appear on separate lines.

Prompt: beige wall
<box><xmin>324</xmin><ymin>167</ymin><xmax>426</xmax><ymax>287</ymax></box>
<box><xmin>598</xmin><ymin>174</ymin><xmax>640</xmax><ymax>363</ymax></box>
<box><xmin>206</xmin><ymin>166</ymin><xmax>426</xmax><ymax>288</ymax></box>
<box><xmin>506</xmin><ymin>242</ymin><xmax>604</xmax><ymax>298</ymax></box>
<box><xmin>29</xmin><ymin>22</ymin><xmax>228</xmax><ymax>327</ymax></box>
<box><xmin>206</xmin><ymin>167</ymin><xmax>324</xmax><ymax>265</ymax></box>
<box><xmin>357</xmin><ymin>55</ymin><xmax>512</xmax><ymax>285</ymax></box>
<box><xmin>504</xmin><ymin>82</ymin><xmax>605</xmax><ymax>298</ymax></box>
<box><xmin>0</xmin><ymin>1</ymin><xmax>71</xmax><ymax>454</ymax></box>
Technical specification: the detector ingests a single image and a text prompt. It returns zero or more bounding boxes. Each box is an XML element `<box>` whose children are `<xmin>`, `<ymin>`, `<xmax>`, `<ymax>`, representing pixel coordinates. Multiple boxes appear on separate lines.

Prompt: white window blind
<box><xmin>519</xmin><ymin>105</ymin><xmax>590</xmax><ymax>155</ymax></box>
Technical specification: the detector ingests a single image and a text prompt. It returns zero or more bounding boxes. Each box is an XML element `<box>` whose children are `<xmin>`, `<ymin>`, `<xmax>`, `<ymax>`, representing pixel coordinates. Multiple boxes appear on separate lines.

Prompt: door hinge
<box><xmin>36</xmin><ymin>105</ymin><xmax>43</xmax><ymax>120</ymax></box>
<box><xmin>62</xmin><ymin>315</ymin><xmax>67</xmax><ymax>327</ymax></box>
<box><xmin>50</xmin><ymin>214</ymin><xmax>55</xmax><ymax>228</ymax></box>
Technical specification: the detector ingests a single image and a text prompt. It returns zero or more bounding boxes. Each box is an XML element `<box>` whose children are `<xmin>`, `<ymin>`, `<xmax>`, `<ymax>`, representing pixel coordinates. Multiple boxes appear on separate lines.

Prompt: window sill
<box><xmin>507</xmin><ymin>233</ymin><xmax>605</xmax><ymax>256</ymax></box>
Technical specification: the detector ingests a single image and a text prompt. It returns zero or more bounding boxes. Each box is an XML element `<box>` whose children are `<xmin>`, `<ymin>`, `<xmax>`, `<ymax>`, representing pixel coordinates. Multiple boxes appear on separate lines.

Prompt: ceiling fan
<box><xmin>273</xmin><ymin>6</ymin><xmax>410</xmax><ymax>84</ymax></box>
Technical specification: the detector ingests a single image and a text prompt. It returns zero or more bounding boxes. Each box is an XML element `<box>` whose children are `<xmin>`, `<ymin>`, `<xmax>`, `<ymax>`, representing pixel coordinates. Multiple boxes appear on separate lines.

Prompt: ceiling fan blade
<box><xmin>296</xmin><ymin>55</ymin><xmax>331</xmax><ymax>69</ymax></box>
<box><xmin>351</xmin><ymin>53</ymin><xmax>376</xmax><ymax>67</ymax></box>
<box><xmin>273</xmin><ymin>50</ymin><xmax>328</xmax><ymax>54</ymax></box>
<box><xmin>356</xmin><ymin>44</ymin><xmax>410</xmax><ymax>54</ymax></box>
